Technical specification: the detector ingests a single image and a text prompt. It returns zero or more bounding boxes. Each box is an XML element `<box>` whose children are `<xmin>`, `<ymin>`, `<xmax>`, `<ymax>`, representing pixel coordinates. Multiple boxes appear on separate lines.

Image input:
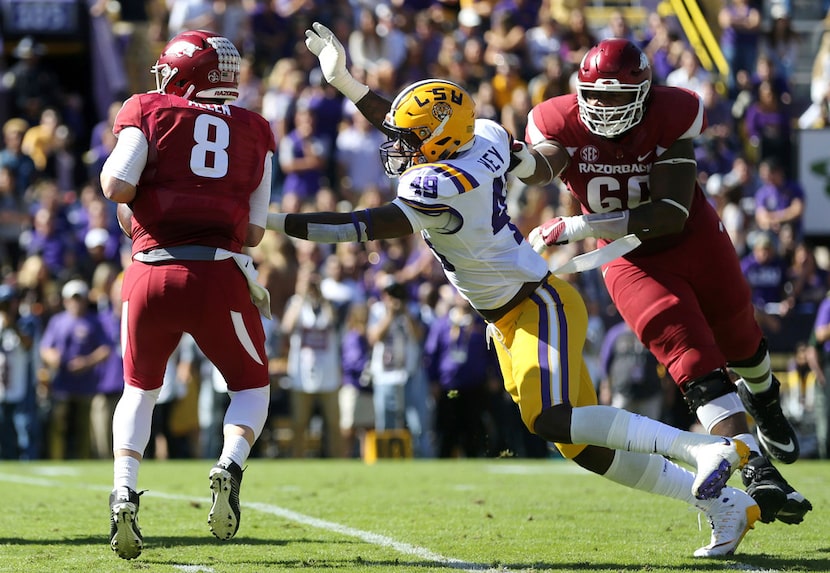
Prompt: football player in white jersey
<box><xmin>266</xmin><ymin>23</ymin><xmax>760</xmax><ymax>557</ymax></box>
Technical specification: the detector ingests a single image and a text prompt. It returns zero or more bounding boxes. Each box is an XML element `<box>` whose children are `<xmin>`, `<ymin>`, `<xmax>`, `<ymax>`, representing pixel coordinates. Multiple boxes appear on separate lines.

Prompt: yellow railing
<box><xmin>660</xmin><ymin>0</ymin><xmax>730</xmax><ymax>79</ymax></box>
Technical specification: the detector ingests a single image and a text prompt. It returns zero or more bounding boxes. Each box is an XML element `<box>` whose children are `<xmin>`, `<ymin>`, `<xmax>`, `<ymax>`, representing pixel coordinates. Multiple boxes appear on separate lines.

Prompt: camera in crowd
<box><xmin>382</xmin><ymin>278</ymin><xmax>407</xmax><ymax>301</ymax></box>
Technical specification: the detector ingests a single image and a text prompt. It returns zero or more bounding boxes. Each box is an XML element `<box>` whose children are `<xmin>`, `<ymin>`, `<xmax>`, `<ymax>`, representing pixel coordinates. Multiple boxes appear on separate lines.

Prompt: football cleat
<box><xmin>693</xmin><ymin>486</ymin><xmax>760</xmax><ymax>557</ymax></box>
<box><xmin>208</xmin><ymin>461</ymin><xmax>243</xmax><ymax>540</ymax></box>
<box><xmin>741</xmin><ymin>454</ymin><xmax>813</xmax><ymax>524</ymax></box>
<box><xmin>736</xmin><ymin>377</ymin><xmax>800</xmax><ymax>464</ymax></box>
<box><xmin>692</xmin><ymin>438</ymin><xmax>750</xmax><ymax>500</ymax></box>
<box><xmin>109</xmin><ymin>487</ymin><xmax>143</xmax><ymax>560</ymax></box>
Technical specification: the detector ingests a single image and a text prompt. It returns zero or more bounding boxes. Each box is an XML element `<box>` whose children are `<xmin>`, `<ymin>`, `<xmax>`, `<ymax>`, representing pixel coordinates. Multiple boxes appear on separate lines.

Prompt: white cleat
<box><xmin>692</xmin><ymin>438</ymin><xmax>751</xmax><ymax>500</ymax></box>
<box><xmin>693</xmin><ymin>486</ymin><xmax>760</xmax><ymax>557</ymax></box>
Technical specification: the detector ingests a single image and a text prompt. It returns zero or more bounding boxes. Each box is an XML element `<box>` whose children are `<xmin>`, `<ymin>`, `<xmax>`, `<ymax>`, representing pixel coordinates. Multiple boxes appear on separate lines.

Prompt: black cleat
<box><xmin>109</xmin><ymin>487</ymin><xmax>143</xmax><ymax>560</ymax></box>
<box><xmin>741</xmin><ymin>455</ymin><xmax>812</xmax><ymax>524</ymax></box>
<box><xmin>208</xmin><ymin>461</ymin><xmax>243</xmax><ymax>540</ymax></box>
<box><xmin>736</xmin><ymin>377</ymin><xmax>800</xmax><ymax>464</ymax></box>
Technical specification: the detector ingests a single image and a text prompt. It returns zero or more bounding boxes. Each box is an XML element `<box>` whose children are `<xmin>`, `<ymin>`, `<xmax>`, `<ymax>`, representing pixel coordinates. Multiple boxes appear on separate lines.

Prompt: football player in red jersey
<box><xmin>511</xmin><ymin>38</ymin><xmax>812</xmax><ymax>527</ymax></box>
<box><xmin>100</xmin><ymin>30</ymin><xmax>275</xmax><ymax>559</ymax></box>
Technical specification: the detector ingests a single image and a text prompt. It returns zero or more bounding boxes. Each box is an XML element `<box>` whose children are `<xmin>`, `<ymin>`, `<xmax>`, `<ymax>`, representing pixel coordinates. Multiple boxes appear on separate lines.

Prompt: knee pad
<box><xmin>680</xmin><ymin>368</ymin><xmax>736</xmax><ymax>412</ymax></box>
<box><xmin>224</xmin><ymin>385</ymin><xmax>270</xmax><ymax>440</ymax></box>
<box><xmin>112</xmin><ymin>385</ymin><xmax>162</xmax><ymax>455</ymax></box>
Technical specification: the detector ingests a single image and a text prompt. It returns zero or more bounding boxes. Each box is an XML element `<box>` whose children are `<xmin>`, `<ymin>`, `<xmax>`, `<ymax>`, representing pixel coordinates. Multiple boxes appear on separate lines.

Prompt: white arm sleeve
<box><xmin>101</xmin><ymin>127</ymin><xmax>148</xmax><ymax>186</ymax></box>
<box><xmin>248</xmin><ymin>152</ymin><xmax>272</xmax><ymax>228</ymax></box>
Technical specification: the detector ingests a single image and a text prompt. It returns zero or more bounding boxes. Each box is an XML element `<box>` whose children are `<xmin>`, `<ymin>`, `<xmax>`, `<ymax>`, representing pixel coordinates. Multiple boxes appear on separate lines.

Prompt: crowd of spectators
<box><xmin>0</xmin><ymin>0</ymin><xmax>829</xmax><ymax>461</ymax></box>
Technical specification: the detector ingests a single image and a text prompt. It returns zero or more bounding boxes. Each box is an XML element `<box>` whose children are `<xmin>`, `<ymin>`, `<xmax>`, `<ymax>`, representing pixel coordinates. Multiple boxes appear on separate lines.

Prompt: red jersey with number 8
<box><xmin>113</xmin><ymin>92</ymin><xmax>275</xmax><ymax>254</ymax></box>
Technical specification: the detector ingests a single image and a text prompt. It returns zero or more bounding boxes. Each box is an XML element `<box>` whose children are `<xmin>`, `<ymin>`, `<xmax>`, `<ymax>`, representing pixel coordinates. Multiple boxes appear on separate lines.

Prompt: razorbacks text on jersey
<box><xmin>526</xmin><ymin>86</ymin><xmax>711</xmax><ymax>253</ymax></box>
<box><xmin>113</xmin><ymin>92</ymin><xmax>276</xmax><ymax>254</ymax></box>
<box><xmin>391</xmin><ymin>119</ymin><xmax>548</xmax><ymax>311</ymax></box>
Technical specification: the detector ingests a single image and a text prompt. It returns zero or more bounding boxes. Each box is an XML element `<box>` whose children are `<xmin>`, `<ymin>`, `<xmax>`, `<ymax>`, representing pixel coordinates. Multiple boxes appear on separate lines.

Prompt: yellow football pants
<box><xmin>492</xmin><ymin>274</ymin><xmax>596</xmax><ymax>459</ymax></box>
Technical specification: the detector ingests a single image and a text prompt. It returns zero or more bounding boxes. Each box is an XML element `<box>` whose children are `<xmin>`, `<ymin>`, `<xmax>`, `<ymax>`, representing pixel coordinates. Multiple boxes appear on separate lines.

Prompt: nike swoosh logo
<box><xmin>758</xmin><ymin>433</ymin><xmax>796</xmax><ymax>453</ymax></box>
<box><xmin>637</xmin><ymin>151</ymin><xmax>652</xmax><ymax>162</ymax></box>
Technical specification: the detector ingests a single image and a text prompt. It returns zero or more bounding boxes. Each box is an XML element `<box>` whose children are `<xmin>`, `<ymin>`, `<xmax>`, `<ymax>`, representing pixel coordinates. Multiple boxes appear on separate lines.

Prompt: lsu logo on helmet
<box><xmin>432</xmin><ymin>101</ymin><xmax>453</xmax><ymax>122</ymax></box>
<box><xmin>379</xmin><ymin>79</ymin><xmax>476</xmax><ymax>176</ymax></box>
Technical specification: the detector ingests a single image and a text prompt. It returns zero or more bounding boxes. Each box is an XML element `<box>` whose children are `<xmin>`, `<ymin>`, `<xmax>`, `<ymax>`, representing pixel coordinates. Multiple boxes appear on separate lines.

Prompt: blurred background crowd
<box><xmin>1</xmin><ymin>0</ymin><xmax>830</xmax><ymax>463</ymax></box>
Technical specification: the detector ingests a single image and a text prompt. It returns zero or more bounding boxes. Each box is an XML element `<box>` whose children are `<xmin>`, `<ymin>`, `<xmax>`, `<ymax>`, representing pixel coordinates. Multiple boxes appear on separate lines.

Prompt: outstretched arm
<box><xmin>267</xmin><ymin>203</ymin><xmax>413</xmax><ymax>243</ymax></box>
<box><xmin>305</xmin><ymin>22</ymin><xmax>394</xmax><ymax>137</ymax></box>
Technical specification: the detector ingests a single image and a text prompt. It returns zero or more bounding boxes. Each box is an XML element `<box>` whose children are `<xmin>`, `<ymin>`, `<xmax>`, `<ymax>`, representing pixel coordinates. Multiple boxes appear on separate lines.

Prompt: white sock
<box><xmin>604</xmin><ymin>450</ymin><xmax>696</xmax><ymax>503</ymax></box>
<box><xmin>696</xmin><ymin>393</ymin><xmax>745</xmax><ymax>433</ymax></box>
<box><xmin>696</xmin><ymin>399</ymin><xmax>762</xmax><ymax>455</ymax></box>
<box><xmin>570</xmin><ymin>405</ymin><xmax>723</xmax><ymax>467</ymax></box>
<box><xmin>734</xmin><ymin>432</ymin><xmax>760</xmax><ymax>455</ymax></box>
<box><xmin>113</xmin><ymin>456</ymin><xmax>140</xmax><ymax>491</ymax></box>
<box><xmin>219</xmin><ymin>432</ymin><xmax>251</xmax><ymax>468</ymax></box>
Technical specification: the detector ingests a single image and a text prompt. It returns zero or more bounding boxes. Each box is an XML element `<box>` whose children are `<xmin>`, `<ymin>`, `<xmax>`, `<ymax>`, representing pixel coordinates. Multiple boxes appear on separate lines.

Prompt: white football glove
<box><xmin>304</xmin><ymin>22</ymin><xmax>368</xmax><ymax>103</ymax></box>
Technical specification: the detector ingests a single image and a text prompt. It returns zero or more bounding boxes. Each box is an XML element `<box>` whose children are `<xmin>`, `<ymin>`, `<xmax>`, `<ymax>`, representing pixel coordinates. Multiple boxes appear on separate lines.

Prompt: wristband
<box><xmin>583</xmin><ymin>211</ymin><xmax>629</xmax><ymax>240</ymax></box>
<box><xmin>266</xmin><ymin>212</ymin><xmax>287</xmax><ymax>232</ymax></box>
<box><xmin>332</xmin><ymin>74</ymin><xmax>370</xmax><ymax>103</ymax></box>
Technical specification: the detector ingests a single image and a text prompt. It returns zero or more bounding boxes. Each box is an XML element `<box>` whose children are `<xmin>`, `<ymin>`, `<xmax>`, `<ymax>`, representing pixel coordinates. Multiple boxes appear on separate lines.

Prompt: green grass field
<box><xmin>0</xmin><ymin>458</ymin><xmax>826</xmax><ymax>573</ymax></box>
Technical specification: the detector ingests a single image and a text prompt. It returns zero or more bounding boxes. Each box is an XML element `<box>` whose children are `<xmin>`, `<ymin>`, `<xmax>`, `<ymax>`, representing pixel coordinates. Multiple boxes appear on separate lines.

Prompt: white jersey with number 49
<box><xmin>392</xmin><ymin>119</ymin><xmax>549</xmax><ymax>311</ymax></box>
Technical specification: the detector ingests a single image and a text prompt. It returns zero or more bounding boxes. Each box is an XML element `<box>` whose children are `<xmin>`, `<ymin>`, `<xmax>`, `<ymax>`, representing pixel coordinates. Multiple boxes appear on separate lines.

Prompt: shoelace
<box><xmin>485</xmin><ymin>323</ymin><xmax>509</xmax><ymax>356</ymax></box>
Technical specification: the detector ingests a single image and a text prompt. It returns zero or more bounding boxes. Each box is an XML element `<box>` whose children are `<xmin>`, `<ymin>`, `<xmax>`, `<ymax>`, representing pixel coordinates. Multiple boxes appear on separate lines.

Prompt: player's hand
<box><xmin>304</xmin><ymin>22</ymin><xmax>369</xmax><ymax>102</ymax></box>
<box><xmin>305</xmin><ymin>22</ymin><xmax>349</xmax><ymax>88</ymax></box>
<box><xmin>528</xmin><ymin>217</ymin><xmax>572</xmax><ymax>253</ymax></box>
<box><xmin>508</xmin><ymin>140</ymin><xmax>535</xmax><ymax>178</ymax></box>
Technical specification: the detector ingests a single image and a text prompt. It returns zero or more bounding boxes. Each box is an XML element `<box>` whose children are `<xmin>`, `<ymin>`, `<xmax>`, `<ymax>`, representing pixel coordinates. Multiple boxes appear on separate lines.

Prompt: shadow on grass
<box><xmin>4</xmin><ymin>536</ymin><xmax>829</xmax><ymax>571</ymax></box>
<box><xmin>495</xmin><ymin>553</ymin><xmax>830</xmax><ymax>572</ymax></box>
<box><xmin>136</xmin><ymin>556</ymin><xmax>830</xmax><ymax>571</ymax></box>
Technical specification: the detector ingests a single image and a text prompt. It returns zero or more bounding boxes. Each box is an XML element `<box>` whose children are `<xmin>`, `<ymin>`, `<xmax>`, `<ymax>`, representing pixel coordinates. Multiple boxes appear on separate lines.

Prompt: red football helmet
<box><xmin>151</xmin><ymin>30</ymin><xmax>240</xmax><ymax>102</ymax></box>
<box><xmin>576</xmin><ymin>38</ymin><xmax>652</xmax><ymax>137</ymax></box>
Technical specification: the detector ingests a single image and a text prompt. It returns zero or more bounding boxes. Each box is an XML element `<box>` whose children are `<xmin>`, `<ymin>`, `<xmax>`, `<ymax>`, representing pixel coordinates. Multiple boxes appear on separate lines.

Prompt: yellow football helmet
<box><xmin>380</xmin><ymin>79</ymin><xmax>475</xmax><ymax>176</ymax></box>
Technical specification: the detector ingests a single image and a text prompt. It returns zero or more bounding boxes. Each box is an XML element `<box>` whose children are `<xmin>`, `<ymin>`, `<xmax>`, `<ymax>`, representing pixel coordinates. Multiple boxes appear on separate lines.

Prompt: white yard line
<box><xmin>244</xmin><ymin>500</ymin><xmax>515</xmax><ymax>572</ymax></box>
<box><xmin>0</xmin><ymin>472</ymin><xmax>517</xmax><ymax>573</ymax></box>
